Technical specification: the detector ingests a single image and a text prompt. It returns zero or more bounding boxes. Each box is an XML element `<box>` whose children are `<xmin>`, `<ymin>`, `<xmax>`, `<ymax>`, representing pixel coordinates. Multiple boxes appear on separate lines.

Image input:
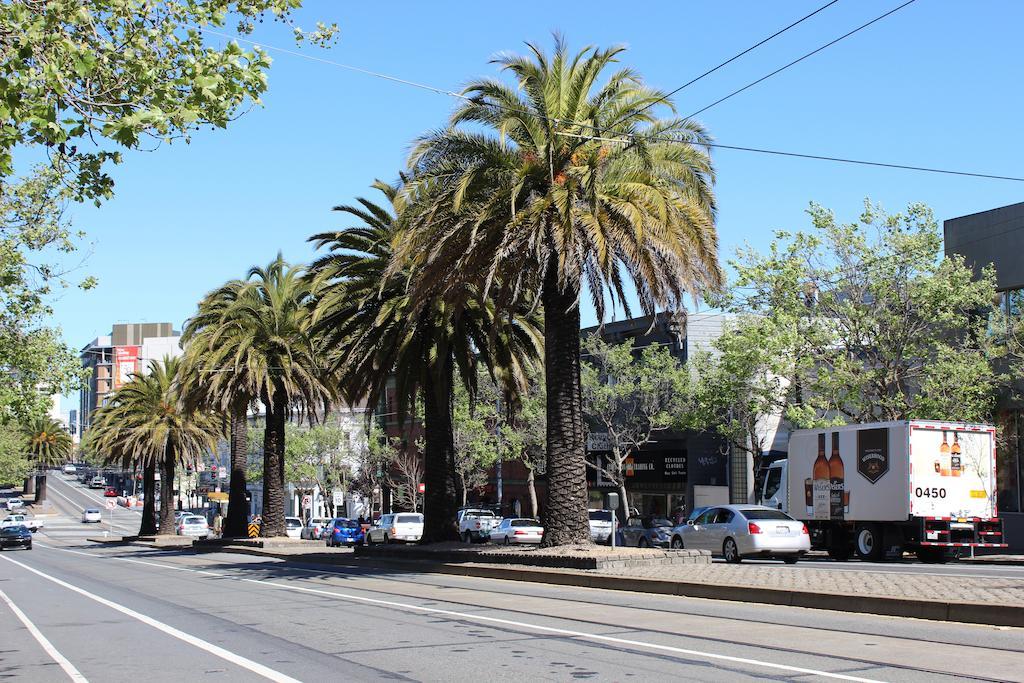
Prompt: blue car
<box><xmin>0</xmin><ymin>525</ymin><xmax>32</xmax><ymax>550</ymax></box>
<box><xmin>325</xmin><ymin>518</ymin><xmax>364</xmax><ymax>547</ymax></box>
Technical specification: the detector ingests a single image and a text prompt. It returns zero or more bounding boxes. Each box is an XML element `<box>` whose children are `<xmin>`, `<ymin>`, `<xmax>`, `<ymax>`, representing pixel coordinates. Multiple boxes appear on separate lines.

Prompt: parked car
<box><xmin>5</xmin><ymin>498</ymin><xmax>24</xmax><ymax>511</ymax></box>
<box><xmin>62</xmin><ymin>464</ymin><xmax>77</xmax><ymax>475</ymax></box>
<box><xmin>89</xmin><ymin>476</ymin><xmax>105</xmax><ymax>489</ymax></box>
<box><xmin>176</xmin><ymin>515</ymin><xmax>210</xmax><ymax>539</ymax></box>
<box><xmin>489</xmin><ymin>518</ymin><xmax>543</xmax><ymax>545</ymax></box>
<box><xmin>588</xmin><ymin>509</ymin><xmax>614</xmax><ymax>544</ymax></box>
<box><xmin>670</xmin><ymin>504</ymin><xmax>810</xmax><ymax>564</ymax></box>
<box><xmin>82</xmin><ymin>508</ymin><xmax>102</xmax><ymax>523</ymax></box>
<box><xmin>456</xmin><ymin>508</ymin><xmax>499</xmax><ymax>543</ymax></box>
<box><xmin>103</xmin><ymin>486</ymin><xmax>118</xmax><ymax>497</ymax></box>
<box><xmin>325</xmin><ymin>518</ymin><xmax>364</xmax><ymax>547</ymax></box>
<box><xmin>2</xmin><ymin>514</ymin><xmax>40</xmax><ymax>532</ymax></box>
<box><xmin>0</xmin><ymin>525</ymin><xmax>32</xmax><ymax>550</ymax></box>
<box><xmin>284</xmin><ymin>517</ymin><xmax>303</xmax><ymax>539</ymax></box>
<box><xmin>367</xmin><ymin>513</ymin><xmax>424</xmax><ymax>544</ymax></box>
<box><xmin>619</xmin><ymin>516</ymin><xmax>673</xmax><ymax>548</ymax></box>
<box><xmin>301</xmin><ymin>517</ymin><xmax>331</xmax><ymax>540</ymax></box>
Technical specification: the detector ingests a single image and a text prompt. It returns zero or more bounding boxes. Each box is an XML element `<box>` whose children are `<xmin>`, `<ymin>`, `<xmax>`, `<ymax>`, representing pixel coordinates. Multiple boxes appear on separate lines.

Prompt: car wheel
<box><xmin>503</xmin><ymin>536</ymin><xmax>510</xmax><ymax>546</ymax></box>
<box><xmin>461</xmin><ymin>532</ymin><xmax>470</xmax><ymax>543</ymax></box>
<box><xmin>637</xmin><ymin>537</ymin><xmax>649</xmax><ymax>548</ymax></box>
<box><xmin>670</xmin><ymin>536</ymin><xmax>684</xmax><ymax>550</ymax></box>
<box><xmin>854</xmin><ymin>524</ymin><xmax>884</xmax><ymax>562</ymax></box>
<box><xmin>782</xmin><ymin>556</ymin><xmax>799</xmax><ymax>565</ymax></box>
<box><xmin>723</xmin><ymin>538</ymin><xmax>742</xmax><ymax>564</ymax></box>
<box><xmin>383</xmin><ymin>535</ymin><xmax>390</xmax><ymax>544</ymax></box>
<box><xmin>26</xmin><ymin>543</ymin><xmax>31</xmax><ymax>550</ymax></box>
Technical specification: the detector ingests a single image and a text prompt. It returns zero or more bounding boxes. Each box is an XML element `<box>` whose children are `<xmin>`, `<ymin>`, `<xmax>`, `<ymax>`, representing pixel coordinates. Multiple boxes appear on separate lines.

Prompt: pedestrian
<box><xmin>212</xmin><ymin>512</ymin><xmax>223</xmax><ymax>537</ymax></box>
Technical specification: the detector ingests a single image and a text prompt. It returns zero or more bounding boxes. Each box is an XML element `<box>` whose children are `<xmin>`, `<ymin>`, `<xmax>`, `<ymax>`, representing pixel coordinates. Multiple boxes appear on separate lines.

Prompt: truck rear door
<box><xmin>909</xmin><ymin>424</ymin><xmax>996</xmax><ymax>520</ymax></box>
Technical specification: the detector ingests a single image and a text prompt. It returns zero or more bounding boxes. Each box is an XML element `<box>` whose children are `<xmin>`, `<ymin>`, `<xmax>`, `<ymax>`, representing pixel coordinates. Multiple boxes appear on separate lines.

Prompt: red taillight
<box><xmin>801</xmin><ymin>524</ymin><xmax>809</xmax><ymax>535</ymax></box>
<box><xmin>475</xmin><ymin>522</ymin><xmax>481</xmax><ymax>529</ymax></box>
<box><xmin>748</xmin><ymin>522</ymin><xmax>763</xmax><ymax>534</ymax></box>
<box><xmin>389</xmin><ymin>527</ymin><xmax>396</xmax><ymax>535</ymax></box>
<box><xmin>514</xmin><ymin>530</ymin><xmax>528</xmax><ymax>535</ymax></box>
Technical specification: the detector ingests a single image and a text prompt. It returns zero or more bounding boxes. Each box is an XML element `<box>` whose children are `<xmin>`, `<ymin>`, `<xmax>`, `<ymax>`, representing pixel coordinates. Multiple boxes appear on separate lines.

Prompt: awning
<box><xmin>207</xmin><ymin>492</ymin><xmax>229</xmax><ymax>502</ymax></box>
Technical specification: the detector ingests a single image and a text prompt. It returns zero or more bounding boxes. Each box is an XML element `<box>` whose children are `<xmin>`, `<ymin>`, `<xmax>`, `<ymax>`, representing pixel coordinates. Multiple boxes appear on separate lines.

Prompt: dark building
<box><xmin>945</xmin><ymin>202</ymin><xmax>1024</xmax><ymax>550</ymax></box>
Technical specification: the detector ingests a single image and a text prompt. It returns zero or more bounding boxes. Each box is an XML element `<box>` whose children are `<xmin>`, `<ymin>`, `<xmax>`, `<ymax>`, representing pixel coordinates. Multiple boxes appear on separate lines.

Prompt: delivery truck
<box><xmin>761</xmin><ymin>421</ymin><xmax>1006</xmax><ymax>562</ymax></box>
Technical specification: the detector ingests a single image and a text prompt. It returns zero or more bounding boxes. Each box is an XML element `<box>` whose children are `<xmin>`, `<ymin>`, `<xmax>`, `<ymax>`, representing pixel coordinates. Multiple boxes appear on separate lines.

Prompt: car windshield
<box><xmin>336</xmin><ymin>519</ymin><xmax>359</xmax><ymax>529</ymax></box>
<box><xmin>742</xmin><ymin>509</ymin><xmax>793</xmax><ymax>521</ymax></box>
<box><xmin>588</xmin><ymin>510</ymin><xmax>612</xmax><ymax>521</ymax></box>
<box><xmin>310</xmin><ymin>519</ymin><xmax>328</xmax><ymax>526</ymax></box>
<box><xmin>649</xmin><ymin>518</ymin><xmax>673</xmax><ymax>528</ymax></box>
<box><xmin>510</xmin><ymin>519</ymin><xmax>540</xmax><ymax>527</ymax></box>
<box><xmin>85</xmin><ymin>509</ymin><xmax>99</xmax><ymax>514</ymax></box>
<box><xmin>464</xmin><ymin>510</ymin><xmax>494</xmax><ymax>517</ymax></box>
<box><xmin>1</xmin><ymin>526</ymin><xmax>26</xmax><ymax>534</ymax></box>
<box><xmin>183</xmin><ymin>516</ymin><xmax>205</xmax><ymax>524</ymax></box>
<box><xmin>285</xmin><ymin>519</ymin><xmax>301</xmax><ymax>527</ymax></box>
<box><xmin>395</xmin><ymin>515</ymin><xmax>421</xmax><ymax>524</ymax></box>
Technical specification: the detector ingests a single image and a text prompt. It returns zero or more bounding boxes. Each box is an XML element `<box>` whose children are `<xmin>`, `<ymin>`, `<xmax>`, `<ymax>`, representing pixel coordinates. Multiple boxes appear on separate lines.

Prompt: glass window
<box><xmin>696</xmin><ymin>509</ymin><xmax>718</xmax><ymax>525</ymax></box>
<box><xmin>510</xmin><ymin>519</ymin><xmax>540</xmax><ymax>527</ymax></box>
<box><xmin>395</xmin><ymin>515</ymin><xmax>421</xmax><ymax>523</ymax></box>
<box><xmin>648</xmin><ymin>518</ymin><xmax>673</xmax><ymax>528</ymax></box>
<box><xmin>715</xmin><ymin>510</ymin><xmax>735</xmax><ymax>524</ymax></box>
<box><xmin>763</xmin><ymin>467</ymin><xmax>783</xmax><ymax>500</ymax></box>
<box><xmin>589</xmin><ymin>510</ymin><xmax>612</xmax><ymax>521</ymax></box>
<box><xmin>743</xmin><ymin>509</ymin><xmax>793</xmax><ymax>521</ymax></box>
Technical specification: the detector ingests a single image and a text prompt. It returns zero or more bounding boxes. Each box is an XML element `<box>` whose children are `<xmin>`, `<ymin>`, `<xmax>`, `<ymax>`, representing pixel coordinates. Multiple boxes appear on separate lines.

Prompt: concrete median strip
<box><xmin>198</xmin><ymin>543</ymin><xmax>1024</xmax><ymax>628</ymax></box>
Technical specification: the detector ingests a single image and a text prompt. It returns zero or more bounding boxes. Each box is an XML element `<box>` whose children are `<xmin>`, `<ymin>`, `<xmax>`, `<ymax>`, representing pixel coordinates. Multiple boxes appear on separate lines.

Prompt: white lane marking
<box><xmin>0</xmin><ymin>588</ymin><xmax>89</xmax><ymax>682</ymax></box>
<box><xmin>0</xmin><ymin>554</ymin><xmax>299</xmax><ymax>683</ymax></box>
<box><xmin>40</xmin><ymin>545</ymin><xmax>882</xmax><ymax>682</ymax></box>
<box><xmin>45</xmin><ymin>485</ymin><xmax>139</xmax><ymax>529</ymax></box>
<box><xmin>50</xmin><ymin>476</ymin><xmax>141</xmax><ymax>516</ymax></box>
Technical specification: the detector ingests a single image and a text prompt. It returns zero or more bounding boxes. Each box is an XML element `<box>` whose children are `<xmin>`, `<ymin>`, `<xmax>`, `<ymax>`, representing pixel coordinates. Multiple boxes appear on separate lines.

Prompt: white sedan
<box><xmin>285</xmin><ymin>516</ymin><xmax>303</xmax><ymax>539</ymax></box>
<box><xmin>5</xmin><ymin>499</ymin><xmax>24</xmax><ymax>511</ymax></box>
<box><xmin>489</xmin><ymin>518</ymin><xmax>543</xmax><ymax>545</ymax></box>
<box><xmin>176</xmin><ymin>515</ymin><xmax>210</xmax><ymax>539</ymax></box>
<box><xmin>82</xmin><ymin>508</ymin><xmax>102</xmax><ymax>523</ymax></box>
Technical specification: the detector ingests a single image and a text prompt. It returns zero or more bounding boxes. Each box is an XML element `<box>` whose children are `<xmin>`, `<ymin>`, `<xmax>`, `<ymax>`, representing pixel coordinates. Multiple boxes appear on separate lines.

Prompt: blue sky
<box><xmin>52</xmin><ymin>1</ymin><xmax>1024</xmax><ymax>411</ymax></box>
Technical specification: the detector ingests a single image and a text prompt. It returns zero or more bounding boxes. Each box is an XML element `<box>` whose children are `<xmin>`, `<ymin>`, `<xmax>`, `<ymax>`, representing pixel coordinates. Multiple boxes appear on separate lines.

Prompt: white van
<box><xmin>366</xmin><ymin>513</ymin><xmax>423</xmax><ymax>544</ymax></box>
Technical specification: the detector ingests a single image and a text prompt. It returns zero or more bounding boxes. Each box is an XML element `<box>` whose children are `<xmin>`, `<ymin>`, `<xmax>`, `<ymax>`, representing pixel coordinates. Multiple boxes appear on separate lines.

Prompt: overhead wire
<box><xmin>620</xmin><ymin>0</ymin><xmax>841</xmax><ymax>123</ymax></box>
<box><xmin>684</xmin><ymin>0</ymin><xmax>918</xmax><ymax>119</ymax></box>
<box><xmin>193</xmin><ymin>17</ymin><xmax>1024</xmax><ymax>183</ymax></box>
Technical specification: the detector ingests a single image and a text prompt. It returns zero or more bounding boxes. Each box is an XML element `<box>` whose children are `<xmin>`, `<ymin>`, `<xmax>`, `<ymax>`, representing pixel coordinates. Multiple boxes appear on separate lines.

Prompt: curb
<box><xmin>197</xmin><ymin>544</ymin><xmax>1024</xmax><ymax>628</ymax></box>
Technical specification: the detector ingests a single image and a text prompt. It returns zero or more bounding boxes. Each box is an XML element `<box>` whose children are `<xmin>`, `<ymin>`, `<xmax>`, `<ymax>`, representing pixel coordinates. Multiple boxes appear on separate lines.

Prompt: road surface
<box><xmin>0</xmin><ymin>473</ymin><xmax>1015</xmax><ymax>681</ymax></box>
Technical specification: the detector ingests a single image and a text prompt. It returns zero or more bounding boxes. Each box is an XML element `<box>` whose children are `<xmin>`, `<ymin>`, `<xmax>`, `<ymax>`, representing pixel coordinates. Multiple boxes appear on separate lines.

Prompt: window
<box><xmin>743</xmin><ymin>509</ymin><xmax>793</xmax><ymax>521</ymax></box>
<box><xmin>696</xmin><ymin>509</ymin><xmax>718</xmax><ymax>525</ymax></box>
<box><xmin>763</xmin><ymin>467</ymin><xmax>783</xmax><ymax>501</ymax></box>
<box><xmin>395</xmin><ymin>515</ymin><xmax>421</xmax><ymax>524</ymax></box>
<box><xmin>714</xmin><ymin>510</ymin><xmax>735</xmax><ymax>524</ymax></box>
<box><xmin>626</xmin><ymin>517</ymin><xmax>642</xmax><ymax>527</ymax></box>
<box><xmin>589</xmin><ymin>510</ymin><xmax>612</xmax><ymax>521</ymax></box>
<box><xmin>510</xmin><ymin>519</ymin><xmax>540</xmax><ymax>527</ymax></box>
<box><xmin>648</xmin><ymin>518</ymin><xmax>673</xmax><ymax>528</ymax></box>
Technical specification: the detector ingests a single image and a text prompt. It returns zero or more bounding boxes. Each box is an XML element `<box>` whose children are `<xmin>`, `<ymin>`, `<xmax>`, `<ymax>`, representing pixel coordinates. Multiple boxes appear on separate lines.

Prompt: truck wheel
<box><xmin>723</xmin><ymin>538</ymin><xmax>742</xmax><ymax>563</ymax></box>
<box><xmin>854</xmin><ymin>524</ymin><xmax>884</xmax><ymax>562</ymax></box>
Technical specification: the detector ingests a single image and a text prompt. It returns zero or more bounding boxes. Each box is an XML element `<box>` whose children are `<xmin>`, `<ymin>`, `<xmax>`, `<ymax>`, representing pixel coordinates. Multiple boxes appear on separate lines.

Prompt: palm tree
<box><xmin>86</xmin><ymin>357</ymin><xmax>222</xmax><ymax>535</ymax></box>
<box><xmin>193</xmin><ymin>255</ymin><xmax>332</xmax><ymax>537</ymax></box>
<box><xmin>23</xmin><ymin>416</ymin><xmax>73</xmax><ymax>503</ymax></box>
<box><xmin>397</xmin><ymin>37</ymin><xmax>722</xmax><ymax>544</ymax></box>
<box><xmin>181</xmin><ymin>282</ymin><xmax>258</xmax><ymax>538</ymax></box>
<box><xmin>308</xmin><ymin>181</ymin><xmax>541</xmax><ymax>542</ymax></box>
<box><xmin>85</xmin><ymin>395</ymin><xmax>159</xmax><ymax>535</ymax></box>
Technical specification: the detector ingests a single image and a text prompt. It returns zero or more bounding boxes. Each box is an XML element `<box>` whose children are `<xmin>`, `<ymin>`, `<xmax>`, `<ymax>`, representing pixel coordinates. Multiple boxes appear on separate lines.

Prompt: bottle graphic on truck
<box><xmin>812</xmin><ymin>434</ymin><xmax>830</xmax><ymax>519</ymax></box>
<box><xmin>829</xmin><ymin>432</ymin><xmax>846</xmax><ymax>519</ymax></box>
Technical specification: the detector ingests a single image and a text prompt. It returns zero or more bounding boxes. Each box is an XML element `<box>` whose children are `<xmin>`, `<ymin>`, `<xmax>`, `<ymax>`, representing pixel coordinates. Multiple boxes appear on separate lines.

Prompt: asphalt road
<box><xmin>0</xmin><ymin>518</ymin><xmax>1020</xmax><ymax>679</ymax></box>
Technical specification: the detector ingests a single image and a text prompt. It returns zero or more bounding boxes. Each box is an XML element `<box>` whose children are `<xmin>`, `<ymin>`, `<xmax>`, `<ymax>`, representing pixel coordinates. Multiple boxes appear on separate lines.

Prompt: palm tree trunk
<box><xmin>526</xmin><ymin>466</ymin><xmax>538</xmax><ymax>518</ymax></box>
<box><xmin>139</xmin><ymin>463</ymin><xmax>157</xmax><ymax>535</ymax></box>
<box><xmin>420</xmin><ymin>360</ymin><xmax>460</xmax><ymax>543</ymax></box>
<box><xmin>261</xmin><ymin>390</ymin><xmax>287</xmax><ymax>537</ymax></box>
<box><xmin>24</xmin><ymin>473</ymin><xmax>35</xmax><ymax>496</ymax></box>
<box><xmin>224</xmin><ymin>407</ymin><xmax>249</xmax><ymax>538</ymax></box>
<box><xmin>158</xmin><ymin>449</ymin><xmax>177</xmax><ymax>536</ymax></box>
<box><xmin>540</xmin><ymin>266</ymin><xmax>591</xmax><ymax>546</ymax></box>
<box><xmin>34</xmin><ymin>473</ymin><xmax>47</xmax><ymax>503</ymax></box>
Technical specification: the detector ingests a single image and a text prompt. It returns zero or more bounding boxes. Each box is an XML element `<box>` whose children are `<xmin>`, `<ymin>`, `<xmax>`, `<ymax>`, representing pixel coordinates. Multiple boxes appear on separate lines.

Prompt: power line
<box><xmin>624</xmin><ymin>0</ymin><xmax>841</xmax><ymax>124</ymax></box>
<box><xmin>685</xmin><ymin>0</ymin><xmax>917</xmax><ymax>119</ymax></box>
<box><xmin>197</xmin><ymin>21</ymin><xmax>1024</xmax><ymax>183</ymax></box>
<box><xmin>554</xmin><ymin>131</ymin><xmax>1024</xmax><ymax>182</ymax></box>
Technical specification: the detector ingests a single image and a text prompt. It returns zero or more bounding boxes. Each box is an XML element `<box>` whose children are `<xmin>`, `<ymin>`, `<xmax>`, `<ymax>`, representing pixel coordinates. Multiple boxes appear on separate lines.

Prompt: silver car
<box><xmin>588</xmin><ymin>509</ymin><xmax>614</xmax><ymax>544</ymax></box>
<box><xmin>489</xmin><ymin>518</ymin><xmax>543</xmax><ymax>545</ymax></box>
<box><xmin>670</xmin><ymin>504</ymin><xmax>810</xmax><ymax>564</ymax></box>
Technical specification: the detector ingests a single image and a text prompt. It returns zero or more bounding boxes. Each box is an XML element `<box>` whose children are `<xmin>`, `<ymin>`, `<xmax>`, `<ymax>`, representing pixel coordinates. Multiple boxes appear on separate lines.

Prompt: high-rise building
<box><xmin>79</xmin><ymin>322</ymin><xmax>181</xmax><ymax>433</ymax></box>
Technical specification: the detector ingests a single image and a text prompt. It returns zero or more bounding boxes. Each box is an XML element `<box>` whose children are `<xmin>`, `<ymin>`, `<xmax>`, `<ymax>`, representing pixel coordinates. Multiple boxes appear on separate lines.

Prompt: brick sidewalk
<box><xmin>593</xmin><ymin>562</ymin><xmax>1024</xmax><ymax>606</ymax></box>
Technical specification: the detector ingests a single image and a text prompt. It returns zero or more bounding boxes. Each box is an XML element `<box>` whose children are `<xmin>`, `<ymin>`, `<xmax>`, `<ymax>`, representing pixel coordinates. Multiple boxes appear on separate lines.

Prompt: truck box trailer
<box><xmin>762</xmin><ymin>421</ymin><xmax>1006</xmax><ymax>562</ymax></box>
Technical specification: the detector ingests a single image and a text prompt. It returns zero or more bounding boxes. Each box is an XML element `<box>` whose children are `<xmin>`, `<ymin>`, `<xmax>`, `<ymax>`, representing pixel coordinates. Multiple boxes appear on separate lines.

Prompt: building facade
<box><xmin>945</xmin><ymin>202</ymin><xmax>1024</xmax><ymax>550</ymax></box>
<box><xmin>79</xmin><ymin>322</ymin><xmax>181</xmax><ymax>432</ymax></box>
